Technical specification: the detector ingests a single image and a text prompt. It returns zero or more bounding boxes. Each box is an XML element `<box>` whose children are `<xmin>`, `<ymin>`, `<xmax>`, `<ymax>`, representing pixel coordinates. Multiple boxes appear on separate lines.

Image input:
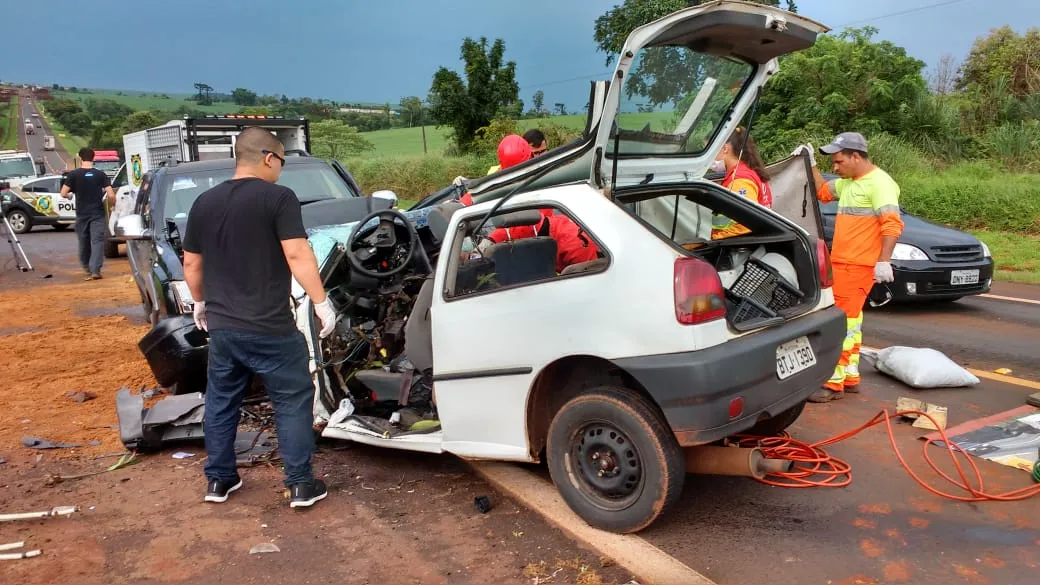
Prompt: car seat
<box><xmin>484</xmin><ymin>236</ymin><xmax>558</xmax><ymax>287</ymax></box>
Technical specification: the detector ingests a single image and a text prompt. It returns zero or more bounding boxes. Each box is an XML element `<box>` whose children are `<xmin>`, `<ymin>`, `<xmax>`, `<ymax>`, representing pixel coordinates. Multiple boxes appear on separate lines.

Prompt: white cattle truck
<box><xmin>104</xmin><ymin>115</ymin><xmax>311</xmax><ymax>258</ymax></box>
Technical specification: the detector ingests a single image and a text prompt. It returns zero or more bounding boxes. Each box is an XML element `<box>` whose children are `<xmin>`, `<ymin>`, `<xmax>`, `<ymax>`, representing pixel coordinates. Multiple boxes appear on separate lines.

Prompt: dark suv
<box><xmin>115</xmin><ymin>154</ymin><xmax>395</xmax><ymax>391</ymax></box>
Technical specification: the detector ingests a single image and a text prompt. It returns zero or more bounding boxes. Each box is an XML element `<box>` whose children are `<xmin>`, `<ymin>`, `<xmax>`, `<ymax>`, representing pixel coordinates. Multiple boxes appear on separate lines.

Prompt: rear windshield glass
<box><xmin>0</xmin><ymin>157</ymin><xmax>35</xmax><ymax>180</ymax></box>
<box><xmin>611</xmin><ymin>45</ymin><xmax>753</xmax><ymax>157</ymax></box>
<box><xmin>160</xmin><ymin>163</ymin><xmax>357</xmax><ymax>219</ymax></box>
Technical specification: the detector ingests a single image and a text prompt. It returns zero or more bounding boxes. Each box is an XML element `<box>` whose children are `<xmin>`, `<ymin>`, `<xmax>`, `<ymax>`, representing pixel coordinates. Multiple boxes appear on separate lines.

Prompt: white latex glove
<box><xmin>452</xmin><ymin>175</ymin><xmax>468</xmax><ymax>187</ymax></box>
<box><xmin>791</xmin><ymin>143</ymin><xmax>816</xmax><ymax>167</ymax></box>
<box><xmin>314</xmin><ymin>298</ymin><xmax>337</xmax><ymax>338</ymax></box>
<box><xmin>192</xmin><ymin>300</ymin><xmax>208</xmax><ymax>331</ymax></box>
<box><xmin>874</xmin><ymin>261</ymin><xmax>895</xmax><ymax>283</ymax></box>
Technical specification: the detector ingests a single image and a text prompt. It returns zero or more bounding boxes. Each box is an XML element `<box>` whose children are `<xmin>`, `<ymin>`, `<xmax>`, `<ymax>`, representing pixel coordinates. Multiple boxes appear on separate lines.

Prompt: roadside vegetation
<box><xmin>0</xmin><ymin>95</ymin><xmax>19</xmax><ymax>150</ymax></box>
<box><xmin>25</xmin><ymin>0</ymin><xmax>1040</xmax><ymax>279</ymax></box>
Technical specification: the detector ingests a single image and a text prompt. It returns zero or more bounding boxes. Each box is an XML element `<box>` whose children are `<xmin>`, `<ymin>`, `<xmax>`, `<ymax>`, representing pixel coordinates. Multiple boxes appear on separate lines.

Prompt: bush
<box><xmin>344</xmin><ymin>154</ymin><xmax>494</xmax><ymax>202</ymax></box>
<box><xmin>862</xmin><ymin>133</ymin><xmax>932</xmax><ymax>180</ymax></box>
<box><xmin>899</xmin><ymin>164</ymin><xmax>1040</xmax><ymax>234</ymax></box>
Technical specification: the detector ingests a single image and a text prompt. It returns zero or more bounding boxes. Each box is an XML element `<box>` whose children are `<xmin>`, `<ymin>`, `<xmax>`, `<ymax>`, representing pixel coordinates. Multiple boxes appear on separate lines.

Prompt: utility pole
<box><xmin>420</xmin><ymin>102</ymin><xmax>428</xmax><ymax>155</ymax></box>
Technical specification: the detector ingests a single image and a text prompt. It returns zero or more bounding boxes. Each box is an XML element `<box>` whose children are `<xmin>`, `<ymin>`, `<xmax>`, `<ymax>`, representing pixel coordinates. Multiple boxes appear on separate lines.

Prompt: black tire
<box><xmin>743</xmin><ymin>399</ymin><xmax>807</xmax><ymax>437</ymax></box>
<box><xmin>546</xmin><ymin>385</ymin><xmax>684</xmax><ymax>534</ymax></box>
<box><xmin>103</xmin><ymin>239</ymin><xmax>120</xmax><ymax>258</ymax></box>
<box><xmin>6</xmin><ymin>209</ymin><xmax>32</xmax><ymax>234</ymax></box>
<box><xmin>52</xmin><ymin>223</ymin><xmax>71</xmax><ymax>231</ymax></box>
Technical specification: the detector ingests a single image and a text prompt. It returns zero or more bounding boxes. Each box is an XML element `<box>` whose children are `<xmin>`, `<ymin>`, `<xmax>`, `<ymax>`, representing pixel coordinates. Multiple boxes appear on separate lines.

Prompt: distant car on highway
<box><xmin>818</xmin><ymin>173</ymin><xmax>993</xmax><ymax>304</ymax></box>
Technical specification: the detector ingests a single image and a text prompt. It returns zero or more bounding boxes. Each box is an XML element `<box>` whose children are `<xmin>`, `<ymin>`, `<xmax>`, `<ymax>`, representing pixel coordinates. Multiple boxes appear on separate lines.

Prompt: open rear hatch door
<box><xmin>592</xmin><ymin>0</ymin><xmax>828</xmax><ymax>189</ymax></box>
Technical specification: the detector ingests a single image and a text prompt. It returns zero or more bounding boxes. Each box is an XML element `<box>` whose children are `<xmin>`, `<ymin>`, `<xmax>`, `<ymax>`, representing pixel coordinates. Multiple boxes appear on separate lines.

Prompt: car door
<box><xmin>125</xmin><ymin>173</ymin><xmax>158</xmax><ymax>319</ymax></box>
<box><xmin>43</xmin><ymin>177</ymin><xmax>76</xmax><ymax>220</ymax></box>
<box><xmin>591</xmin><ymin>2</ymin><xmax>828</xmax><ymax>190</ymax></box>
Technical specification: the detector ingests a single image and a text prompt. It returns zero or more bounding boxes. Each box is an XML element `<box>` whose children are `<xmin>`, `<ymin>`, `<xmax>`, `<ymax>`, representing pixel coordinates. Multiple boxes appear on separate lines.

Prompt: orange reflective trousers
<box><xmin>826</xmin><ymin>263</ymin><xmax>876</xmax><ymax>392</ymax></box>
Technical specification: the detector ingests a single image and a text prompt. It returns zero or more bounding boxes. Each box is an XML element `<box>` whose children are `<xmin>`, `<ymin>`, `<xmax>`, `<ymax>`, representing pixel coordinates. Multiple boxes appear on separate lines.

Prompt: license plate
<box><xmin>776</xmin><ymin>336</ymin><xmax>817</xmax><ymax>380</ymax></box>
<box><xmin>950</xmin><ymin>269</ymin><xmax>980</xmax><ymax>286</ymax></box>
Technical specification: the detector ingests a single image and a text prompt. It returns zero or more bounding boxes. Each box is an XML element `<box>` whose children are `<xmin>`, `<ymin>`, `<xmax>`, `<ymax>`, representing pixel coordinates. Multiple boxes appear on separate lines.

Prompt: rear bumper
<box><xmin>612</xmin><ymin>306</ymin><xmax>846</xmax><ymax>446</ymax></box>
<box><xmin>886</xmin><ymin>258</ymin><xmax>994</xmax><ymax>300</ymax></box>
<box><xmin>138</xmin><ymin>315</ymin><xmax>209</xmax><ymax>390</ymax></box>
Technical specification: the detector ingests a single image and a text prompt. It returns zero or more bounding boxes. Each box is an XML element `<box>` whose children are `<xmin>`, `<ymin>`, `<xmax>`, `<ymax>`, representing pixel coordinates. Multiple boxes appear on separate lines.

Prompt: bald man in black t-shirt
<box><xmin>182</xmin><ymin>127</ymin><xmax>336</xmax><ymax>508</ymax></box>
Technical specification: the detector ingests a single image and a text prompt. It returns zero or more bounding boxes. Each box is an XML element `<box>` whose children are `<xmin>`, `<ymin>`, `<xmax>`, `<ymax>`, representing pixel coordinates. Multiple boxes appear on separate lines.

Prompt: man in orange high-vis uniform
<box><xmin>794</xmin><ymin>132</ymin><xmax>904</xmax><ymax>403</ymax></box>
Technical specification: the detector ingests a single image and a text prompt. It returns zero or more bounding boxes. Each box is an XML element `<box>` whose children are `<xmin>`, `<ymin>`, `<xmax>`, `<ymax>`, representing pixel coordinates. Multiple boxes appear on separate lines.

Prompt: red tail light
<box><xmin>674</xmin><ymin>257</ymin><xmax>726</xmax><ymax>325</ymax></box>
<box><xmin>816</xmin><ymin>238</ymin><xmax>833</xmax><ymax>288</ymax></box>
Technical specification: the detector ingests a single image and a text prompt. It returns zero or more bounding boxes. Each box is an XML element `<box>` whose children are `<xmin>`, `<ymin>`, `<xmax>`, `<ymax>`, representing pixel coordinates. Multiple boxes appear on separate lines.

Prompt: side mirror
<box><xmin>371</xmin><ymin>190</ymin><xmax>398</xmax><ymax>207</ymax></box>
<box><xmin>113</xmin><ymin>213</ymin><xmax>151</xmax><ymax>240</ymax></box>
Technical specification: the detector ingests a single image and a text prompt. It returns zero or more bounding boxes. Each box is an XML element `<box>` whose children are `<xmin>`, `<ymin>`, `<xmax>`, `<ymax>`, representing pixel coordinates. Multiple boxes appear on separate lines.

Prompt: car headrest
<box><xmin>490</xmin><ymin>209</ymin><xmax>542</xmax><ymax>229</ymax></box>
<box><xmin>427</xmin><ymin>201</ymin><xmax>465</xmax><ymax>245</ymax></box>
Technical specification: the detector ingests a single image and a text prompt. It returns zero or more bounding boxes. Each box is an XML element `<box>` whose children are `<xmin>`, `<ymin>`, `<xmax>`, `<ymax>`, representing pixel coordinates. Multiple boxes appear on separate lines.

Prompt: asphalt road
<box><xmin>16</xmin><ymin>91</ymin><xmax>72</xmax><ymax>173</ymax></box>
<box><xmin>8</xmin><ymin>231</ymin><xmax>1040</xmax><ymax>585</ymax></box>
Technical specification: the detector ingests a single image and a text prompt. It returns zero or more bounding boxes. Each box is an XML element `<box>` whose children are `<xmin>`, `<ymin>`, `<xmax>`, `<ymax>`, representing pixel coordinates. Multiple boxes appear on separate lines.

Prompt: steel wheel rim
<box><xmin>567</xmin><ymin>421</ymin><xmax>644</xmax><ymax>511</ymax></box>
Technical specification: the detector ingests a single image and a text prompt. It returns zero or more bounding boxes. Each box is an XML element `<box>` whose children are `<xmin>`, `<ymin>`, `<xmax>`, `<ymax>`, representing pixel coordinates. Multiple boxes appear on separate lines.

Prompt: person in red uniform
<box><xmin>710</xmin><ymin>127</ymin><xmax>773</xmax><ymax>240</ymax></box>
<box><xmin>462</xmin><ymin>134</ymin><xmax>599</xmax><ymax>272</ymax></box>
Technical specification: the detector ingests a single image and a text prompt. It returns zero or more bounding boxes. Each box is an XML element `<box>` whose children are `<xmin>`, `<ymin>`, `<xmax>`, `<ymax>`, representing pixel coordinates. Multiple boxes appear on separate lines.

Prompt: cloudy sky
<box><xmin>4</xmin><ymin>0</ymin><xmax>1036</xmax><ymax>109</ymax></box>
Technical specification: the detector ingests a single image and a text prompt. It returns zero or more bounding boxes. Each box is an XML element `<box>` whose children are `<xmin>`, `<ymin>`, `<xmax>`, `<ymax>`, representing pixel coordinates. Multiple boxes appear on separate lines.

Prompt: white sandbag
<box><xmin>872</xmin><ymin>346</ymin><xmax>980</xmax><ymax>389</ymax></box>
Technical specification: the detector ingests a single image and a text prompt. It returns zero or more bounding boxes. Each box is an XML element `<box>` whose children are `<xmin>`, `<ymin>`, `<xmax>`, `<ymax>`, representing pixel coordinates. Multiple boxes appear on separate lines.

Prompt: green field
<box><xmin>0</xmin><ymin>96</ymin><xmax>19</xmax><ymax>150</ymax></box>
<box><xmin>36</xmin><ymin>101</ymin><xmax>88</xmax><ymax>160</ymax></box>
<box><xmin>52</xmin><ymin>90</ymin><xmax>241</xmax><ymax>115</ymax></box>
<box><xmin>360</xmin><ymin>111</ymin><xmax>686</xmax><ymax>157</ymax></box>
<box><xmin>972</xmin><ymin>230</ymin><xmax>1040</xmax><ymax>285</ymax></box>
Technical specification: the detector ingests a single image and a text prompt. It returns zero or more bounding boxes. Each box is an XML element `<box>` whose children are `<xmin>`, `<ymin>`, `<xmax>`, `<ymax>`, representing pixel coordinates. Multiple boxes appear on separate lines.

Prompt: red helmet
<box><xmin>497</xmin><ymin>134</ymin><xmax>532</xmax><ymax>169</ymax></box>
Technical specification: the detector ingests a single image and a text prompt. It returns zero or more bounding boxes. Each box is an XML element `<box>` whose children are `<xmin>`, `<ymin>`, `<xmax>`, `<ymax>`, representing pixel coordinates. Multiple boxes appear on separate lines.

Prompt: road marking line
<box><xmin>978</xmin><ymin>293</ymin><xmax>1040</xmax><ymax>306</ymax></box>
<box><xmin>863</xmin><ymin>346</ymin><xmax>1040</xmax><ymax>390</ymax></box>
<box><xmin>468</xmin><ymin>460</ymin><xmax>717</xmax><ymax>585</ymax></box>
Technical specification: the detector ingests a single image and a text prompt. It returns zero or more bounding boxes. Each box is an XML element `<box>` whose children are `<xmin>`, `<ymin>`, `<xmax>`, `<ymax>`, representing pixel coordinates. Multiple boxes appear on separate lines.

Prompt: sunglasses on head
<box><xmin>262</xmin><ymin>149</ymin><xmax>285</xmax><ymax>167</ymax></box>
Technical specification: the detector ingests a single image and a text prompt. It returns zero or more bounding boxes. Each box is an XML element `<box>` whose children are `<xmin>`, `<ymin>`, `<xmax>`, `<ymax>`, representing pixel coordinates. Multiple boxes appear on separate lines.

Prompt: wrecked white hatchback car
<box><xmin>125</xmin><ymin>1</ymin><xmax>841</xmax><ymax>532</ymax></box>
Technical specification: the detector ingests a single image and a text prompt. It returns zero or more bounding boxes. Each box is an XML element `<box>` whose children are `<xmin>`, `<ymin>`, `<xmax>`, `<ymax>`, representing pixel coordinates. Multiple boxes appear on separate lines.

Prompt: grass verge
<box><xmin>0</xmin><ymin>96</ymin><xmax>20</xmax><ymax>150</ymax></box>
<box><xmin>971</xmin><ymin>230</ymin><xmax>1040</xmax><ymax>285</ymax></box>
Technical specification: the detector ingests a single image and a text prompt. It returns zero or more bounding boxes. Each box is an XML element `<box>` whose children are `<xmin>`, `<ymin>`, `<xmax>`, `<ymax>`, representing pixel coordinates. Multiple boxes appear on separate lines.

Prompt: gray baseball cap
<box><xmin>819</xmin><ymin>132</ymin><xmax>868</xmax><ymax>155</ymax></box>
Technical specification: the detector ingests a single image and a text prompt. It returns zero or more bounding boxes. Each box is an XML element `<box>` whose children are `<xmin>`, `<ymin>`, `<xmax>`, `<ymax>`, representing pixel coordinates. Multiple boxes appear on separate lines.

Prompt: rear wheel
<box><xmin>546</xmin><ymin>385</ymin><xmax>684</xmax><ymax>534</ymax></box>
<box><xmin>742</xmin><ymin>399</ymin><xmax>807</xmax><ymax>437</ymax></box>
<box><xmin>6</xmin><ymin>210</ymin><xmax>32</xmax><ymax>234</ymax></box>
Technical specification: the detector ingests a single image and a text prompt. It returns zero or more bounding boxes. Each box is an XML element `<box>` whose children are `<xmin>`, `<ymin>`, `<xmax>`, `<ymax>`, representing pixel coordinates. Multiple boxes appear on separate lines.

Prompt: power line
<box><xmin>831</xmin><ymin>0</ymin><xmax>974</xmax><ymax>29</ymax></box>
<box><xmin>518</xmin><ymin>0</ymin><xmax>979</xmax><ymax>94</ymax></box>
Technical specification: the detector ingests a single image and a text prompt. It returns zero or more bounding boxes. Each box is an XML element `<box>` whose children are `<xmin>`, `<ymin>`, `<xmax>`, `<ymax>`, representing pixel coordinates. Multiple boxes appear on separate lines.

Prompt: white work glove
<box><xmin>192</xmin><ymin>301</ymin><xmax>208</xmax><ymax>332</ymax></box>
<box><xmin>314</xmin><ymin>298</ymin><xmax>337</xmax><ymax>338</ymax></box>
<box><xmin>452</xmin><ymin>175</ymin><xmax>468</xmax><ymax>187</ymax></box>
<box><xmin>791</xmin><ymin>143</ymin><xmax>816</xmax><ymax>167</ymax></box>
<box><xmin>874</xmin><ymin>261</ymin><xmax>895</xmax><ymax>283</ymax></box>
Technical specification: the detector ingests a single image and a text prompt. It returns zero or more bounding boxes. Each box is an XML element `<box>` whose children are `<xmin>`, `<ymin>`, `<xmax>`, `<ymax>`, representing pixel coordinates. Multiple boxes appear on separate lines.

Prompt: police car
<box><xmin>1</xmin><ymin>174</ymin><xmax>76</xmax><ymax>234</ymax></box>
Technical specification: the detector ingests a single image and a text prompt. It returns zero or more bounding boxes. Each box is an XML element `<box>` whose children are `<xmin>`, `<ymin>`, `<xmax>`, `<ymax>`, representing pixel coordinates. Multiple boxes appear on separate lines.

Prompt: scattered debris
<box><xmin>0</xmin><ymin>541</ymin><xmax>41</xmax><ymax>560</ymax></box>
<box><xmin>474</xmin><ymin>495</ymin><xmax>493</xmax><ymax>514</ymax></box>
<box><xmin>0</xmin><ymin>506</ymin><xmax>77</xmax><ymax>523</ymax></box>
<box><xmin>869</xmin><ymin>346</ymin><xmax>979</xmax><ymax>389</ymax></box>
<box><xmin>1027</xmin><ymin>392</ymin><xmax>1040</xmax><ymax>408</ymax></box>
<box><xmin>22</xmin><ymin>436</ymin><xmax>101</xmax><ymax>449</ymax></box>
<box><xmin>45</xmin><ymin>452</ymin><xmax>139</xmax><ymax>485</ymax></box>
<box><xmin>172</xmin><ymin>452</ymin><xmax>196</xmax><ymax>459</ymax></box>
<box><xmin>923</xmin><ymin>405</ymin><xmax>1040</xmax><ymax>473</ymax></box>
<box><xmin>141</xmin><ymin>387</ymin><xmax>164</xmax><ymax>399</ymax></box>
<box><xmin>897</xmin><ymin>397</ymin><xmax>949</xmax><ymax>430</ymax></box>
<box><xmin>249</xmin><ymin>542</ymin><xmax>280</xmax><ymax>555</ymax></box>
<box><xmin>64</xmin><ymin>391</ymin><xmax>97</xmax><ymax>403</ymax></box>
<box><xmin>0</xmin><ymin>456</ymin><xmax>5</xmax><ymax>465</ymax></box>
<box><xmin>599</xmin><ymin>556</ymin><xmax>616</xmax><ymax>568</ymax></box>
<box><xmin>994</xmin><ymin>368</ymin><xmax>1013</xmax><ymax>375</ymax></box>
<box><xmin>117</xmin><ymin>389</ymin><xmax>205</xmax><ymax>452</ymax></box>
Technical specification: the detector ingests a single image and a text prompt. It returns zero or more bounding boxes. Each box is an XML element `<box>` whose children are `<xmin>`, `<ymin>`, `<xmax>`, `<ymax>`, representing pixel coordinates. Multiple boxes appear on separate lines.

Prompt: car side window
<box><xmin>444</xmin><ymin>204</ymin><xmax>608</xmax><ymax>300</ymax></box>
<box><xmin>22</xmin><ymin>180</ymin><xmax>43</xmax><ymax>193</ymax></box>
<box><xmin>112</xmin><ymin>165</ymin><xmax>128</xmax><ymax>189</ymax></box>
<box><xmin>47</xmin><ymin>178</ymin><xmax>62</xmax><ymax>193</ymax></box>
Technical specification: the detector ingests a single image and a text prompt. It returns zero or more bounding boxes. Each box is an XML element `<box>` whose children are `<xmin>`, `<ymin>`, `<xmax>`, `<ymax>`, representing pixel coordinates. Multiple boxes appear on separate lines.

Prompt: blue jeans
<box><xmin>75</xmin><ymin>215</ymin><xmax>106</xmax><ymax>275</ymax></box>
<box><xmin>204</xmin><ymin>328</ymin><xmax>316</xmax><ymax>487</ymax></box>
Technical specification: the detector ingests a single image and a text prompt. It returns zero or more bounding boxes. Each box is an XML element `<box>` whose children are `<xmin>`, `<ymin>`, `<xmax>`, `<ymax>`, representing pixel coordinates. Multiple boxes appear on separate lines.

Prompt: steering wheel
<box><xmin>346</xmin><ymin>208</ymin><xmax>418</xmax><ymax>279</ymax></box>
